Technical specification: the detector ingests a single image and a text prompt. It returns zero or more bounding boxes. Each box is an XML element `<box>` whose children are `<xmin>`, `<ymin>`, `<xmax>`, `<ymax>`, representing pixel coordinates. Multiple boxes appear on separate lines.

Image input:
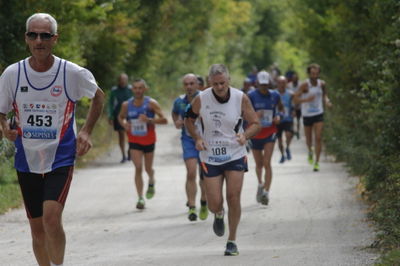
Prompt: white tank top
<box><xmin>199</xmin><ymin>87</ymin><xmax>246</xmax><ymax>165</ymax></box>
<box><xmin>301</xmin><ymin>79</ymin><xmax>324</xmax><ymax>117</ymax></box>
<box><xmin>14</xmin><ymin>58</ymin><xmax>76</xmax><ymax>173</ymax></box>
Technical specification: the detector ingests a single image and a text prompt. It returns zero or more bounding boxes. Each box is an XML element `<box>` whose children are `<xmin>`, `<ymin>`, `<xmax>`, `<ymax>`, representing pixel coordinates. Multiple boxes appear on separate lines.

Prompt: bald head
<box><xmin>182</xmin><ymin>73</ymin><xmax>199</xmax><ymax>97</ymax></box>
<box><xmin>277</xmin><ymin>75</ymin><xmax>287</xmax><ymax>91</ymax></box>
<box><xmin>118</xmin><ymin>73</ymin><xmax>128</xmax><ymax>87</ymax></box>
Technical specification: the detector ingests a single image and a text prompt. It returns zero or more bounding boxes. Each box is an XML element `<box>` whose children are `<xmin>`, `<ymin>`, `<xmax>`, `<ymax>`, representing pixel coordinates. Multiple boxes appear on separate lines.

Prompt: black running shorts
<box><xmin>276</xmin><ymin>121</ymin><xmax>294</xmax><ymax>138</ymax></box>
<box><xmin>113</xmin><ymin>118</ymin><xmax>125</xmax><ymax>131</ymax></box>
<box><xmin>129</xmin><ymin>142</ymin><xmax>155</xmax><ymax>153</ymax></box>
<box><xmin>303</xmin><ymin>113</ymin><xmax>324</xmax><ymax>126</ymax></box>
<box><xmin>17</xmin><ymin>166</ymin><xmax>74</xmax><ymax>219</ymax></box>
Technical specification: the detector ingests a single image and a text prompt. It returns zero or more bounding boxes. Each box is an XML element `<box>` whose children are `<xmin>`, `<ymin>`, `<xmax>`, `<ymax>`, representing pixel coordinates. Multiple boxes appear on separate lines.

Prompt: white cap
<box><xmin>257</xmin><ymin>71</ymin><xmax>270</xmax><ymax>85</ymax></box>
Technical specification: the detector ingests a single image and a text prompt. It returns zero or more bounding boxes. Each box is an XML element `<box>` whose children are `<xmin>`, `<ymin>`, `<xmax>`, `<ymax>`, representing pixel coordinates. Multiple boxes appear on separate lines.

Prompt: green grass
<box><xmin>375</xmin><ymin>249</ymin><xmax>400</xmax><ymax>266</ymax></box>
<box><xmin>0</xmin><ymin>184</ymin><xmax>22</xmax><ymax>214</ymax></box>
<box><xmin>76</xmin><ymin>114</ymin><xmax>115</xmax><ymax>167</ymax></box>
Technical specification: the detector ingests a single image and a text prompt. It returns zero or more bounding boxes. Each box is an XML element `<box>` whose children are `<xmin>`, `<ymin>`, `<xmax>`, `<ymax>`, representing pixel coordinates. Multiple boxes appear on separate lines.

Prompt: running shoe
<box><xmin>213</xmin><ymin>212</ymin><xmax>225</xmax><ymax>236</ymax></box>
<box><xmin>260</xmin><ymin>192</ymin><xmax>269</xmax><ymax>206</ymax></box>
<box><xmin>313</xmin><ymin>162</ymin><xmax>320</xmax><ymax>172</ymax></box>
<box><xmin>188</xmin><ymin>207</ymin><xmax>197</xmax><ymax>221</ymax></box>
<box><xmin>224</xmin><ymin>241</ymin><xmax>239</xmax><ymax>256</ymax></box>
<box><xmin>295</xmin><ymin>131</ymin><xmax>300</xmax><ymax>139</ymax></box>
<box><xmin>279</xmin><ymin>155</ymin><xmax>285</xmax><ymax>164</ymax></box>
<box><xmin>308</xmin><ymin>151</ymin><xmax>313</xmax><ymax>165</ymax></box>
<box><xmin>286</xmin><ymin>148</ymin><xmax>292</xmax><ymax>160</ymax></box>
<box><xmin>120</xmin><ymin>156</ymin><xmax>127</xmax><ymax>163</ymax></box>
<box><xmin>256</xmin><ymin>184</ymin><xmax>263</xmax><ymax>203</ymax></box>
<box><xmin>136</xmin><ymin>197</ymin><xmax>145</xmax><ymax>210</ymax></box>
<box><xmin>145</xmin><ymin>184</ymin><xmax>155</xmax><ymax>199</ymax></box>
<box><xmin>199</xmin><ymin>205</ymin><xmax>209</xmax><ymax>220</ymax></box>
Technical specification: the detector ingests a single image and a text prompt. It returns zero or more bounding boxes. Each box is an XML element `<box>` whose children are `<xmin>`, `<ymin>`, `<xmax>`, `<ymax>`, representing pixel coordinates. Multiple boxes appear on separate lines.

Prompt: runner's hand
<box><xmin>306</xmin><ymin>95</ymin><xmax>316</xmax><ymax>102</ymax></box>
<box><xmin>3</xmin><ymin>128</ymin><xmax>18</xmax><ymax>141</ymax></box>
<box><xmin>76</xmin><ymin>131</ymin><xmax>92</xmax><ymax>156</ymax></box>
<box><xmin>138</xmin><ymin>114</ymin><xmax>148</xmax><ymax>122</ymax></box>
<box><xmin>3</xmin><ymin>119</ymin><xmax>18</xmax><ymax>141</ymax></box>
<box><xmin>195</xmin><ymin>138</ymin><xmax>206</xmax><ymax>151</ymax></box>
<box><xmin>273</xmin><ymin>116</ymin><xmax>281</xmax><ymax>125</ymax></box>
<box><xmin>174</xmin><ymin>119</ymin><xmax>184</xmax><ymax>129</ymax></box>
<box><xmin>236</xmin><ymin>133</ymin><xmax>247</xmax><ymax>145</ymax></box>
<box><xmin>123</xmin><ymin>121</ymin><xmax>131</xmax><ymax>132</ymax></box>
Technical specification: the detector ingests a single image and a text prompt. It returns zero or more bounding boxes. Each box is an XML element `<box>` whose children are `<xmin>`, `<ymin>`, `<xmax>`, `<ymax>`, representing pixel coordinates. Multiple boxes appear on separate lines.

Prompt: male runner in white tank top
<box><xmin>185</xmin><ymin>64</ymin><xmax>260</xmax><ymax>256</ymax></box>
<box><xmin>293</xmin><ymin>63</ymin><xmax>332</xmax><ymax>171</ymax></box>
<box><xmin>0</xmin><ymin>13</ymin><xmax>104</xmax><ymax>266</ymax></box>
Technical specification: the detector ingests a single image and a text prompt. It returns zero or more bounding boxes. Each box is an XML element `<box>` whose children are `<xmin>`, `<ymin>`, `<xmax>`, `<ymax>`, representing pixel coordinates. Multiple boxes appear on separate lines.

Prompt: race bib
<box><xmin>260</xmin><ymin>109</ymin><xmax>273</xmax><ymax>127</ymax></box>
<box><xmin>207</xmin><ymin>139</ymin><xmax>232</xmax><ymax>163</ymax></box>
<box><xmin>307</xmin><ymin>102</ymin><xmax>319</xmax><ymax>113</ymax></box>
<box><xmin>131</xmin><ymin>119</ymin><xmax>148</xmax><ymax>136</ymax></box>
<box><xmin>21</xmin><ymin>102</ymin><xmax>58</xmax><ymax>139</ymax></box>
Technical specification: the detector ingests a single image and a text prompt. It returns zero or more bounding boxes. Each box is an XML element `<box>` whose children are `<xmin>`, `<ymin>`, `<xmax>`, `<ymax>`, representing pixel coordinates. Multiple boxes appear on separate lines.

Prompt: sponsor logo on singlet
<box><xmin>51</xmin><ymin>85</ymin><xmax>63</xmax><ymax>97</ymax></box>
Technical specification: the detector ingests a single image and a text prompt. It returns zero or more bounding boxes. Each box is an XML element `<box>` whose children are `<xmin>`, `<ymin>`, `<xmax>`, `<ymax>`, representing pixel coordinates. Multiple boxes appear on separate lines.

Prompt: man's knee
<box><xmin>43</xmin><ymin>214</ymin><xmax>63</xmax><ymax>236</ymax></box>
<box><xmin>30</xmin><ymin>222</ymin><xmax>46</xmax><ymax>246</ymax></box>
<box><xmin>226</xmin><ymin>191</ymin><xmax>240</xmax><ymax>205</ymax></box>
<box><xmin>186</xmin><ymin>171</ymin><xmax>196</xmax><ymax>181</ymax></box>
<box><xmin>145</xmin><ymin>166</ymin><xmax>154</xmax><ymax>175</ymax></box>
<box><xmin>135</xmin><ymin>166</ymin><xmax>143</xmax><ymax>175</ymax></box>
<box><xmin>208</xmin><ymin>203</ymin><xmax>222</xmax><ymax>213</ymax></box>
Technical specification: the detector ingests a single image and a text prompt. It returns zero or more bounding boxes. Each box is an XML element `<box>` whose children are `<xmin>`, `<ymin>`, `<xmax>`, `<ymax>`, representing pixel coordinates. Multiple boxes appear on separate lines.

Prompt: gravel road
<box><xmin>0</xmin><ymin>122</ymin><xmax>377</xmax><ymax>265</ymax></box>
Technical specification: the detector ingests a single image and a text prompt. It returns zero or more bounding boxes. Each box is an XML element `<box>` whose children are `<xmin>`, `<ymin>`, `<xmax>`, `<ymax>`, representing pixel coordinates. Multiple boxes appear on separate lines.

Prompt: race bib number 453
<box><xmin>22</xmin><ymin>102</ymin><xmax>58</xmax><ymax>139</ymax></box>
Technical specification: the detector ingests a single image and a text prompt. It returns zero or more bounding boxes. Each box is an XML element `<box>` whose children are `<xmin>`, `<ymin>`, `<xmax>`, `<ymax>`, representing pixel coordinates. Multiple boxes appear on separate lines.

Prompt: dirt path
<box><xmin>0</xmin><ymin>122</ymin><xmax>377</xmax><ymax>265</ymax></box>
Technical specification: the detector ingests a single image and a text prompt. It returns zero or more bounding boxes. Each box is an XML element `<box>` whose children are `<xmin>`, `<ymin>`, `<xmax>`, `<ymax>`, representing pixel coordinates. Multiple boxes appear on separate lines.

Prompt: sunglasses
<box><xmin>26</xmin><ymin>32</ymin><xmax>54</xmax><ymax>41</ymax></box>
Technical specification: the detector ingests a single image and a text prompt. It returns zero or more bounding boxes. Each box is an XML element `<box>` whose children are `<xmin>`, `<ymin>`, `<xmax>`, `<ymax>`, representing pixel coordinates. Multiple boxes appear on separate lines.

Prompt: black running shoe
<box><xmin>213</xmin><ymin>213</ymin><xmax>225</xmax><ymax>237</ymax></box>
<box><xmin>188</xmin><ymin>207</ymin><xmax>197</xmax><ymax>221</ymax></box>
<box><xmin>224</xmin><ymin>242</ymin><xmax>239</xmax><ymax>256</ymax></box>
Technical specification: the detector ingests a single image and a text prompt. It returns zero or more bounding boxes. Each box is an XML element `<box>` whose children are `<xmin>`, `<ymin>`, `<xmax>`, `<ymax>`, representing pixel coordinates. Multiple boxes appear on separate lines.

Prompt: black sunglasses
<box><xmin>26</xmin><ymin>32</ymin><xmax>54</xmax><ymax>41</ymax></box>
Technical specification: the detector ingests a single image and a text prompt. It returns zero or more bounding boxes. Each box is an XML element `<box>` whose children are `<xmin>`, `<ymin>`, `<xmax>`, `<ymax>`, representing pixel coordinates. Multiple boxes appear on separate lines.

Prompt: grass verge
<box><xmin>0</xmin><ymin>184</ymin><xmax>22</xmax><ymax>214</ymax></box>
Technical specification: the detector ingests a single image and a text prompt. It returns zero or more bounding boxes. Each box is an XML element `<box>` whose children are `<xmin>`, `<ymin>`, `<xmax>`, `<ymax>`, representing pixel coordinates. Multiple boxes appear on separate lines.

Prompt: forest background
<box><xmin>0</xmin><ymin>0</ymin><xmax>399</xmax><ymax>263</ymax></box>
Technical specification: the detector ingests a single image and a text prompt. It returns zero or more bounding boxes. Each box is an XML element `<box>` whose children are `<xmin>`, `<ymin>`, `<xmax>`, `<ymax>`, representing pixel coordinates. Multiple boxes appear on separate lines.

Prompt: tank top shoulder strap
<box><xmin>13</xmin><ymin>60</ymin><xmax>23</xmax><ymax>102</ymax></box>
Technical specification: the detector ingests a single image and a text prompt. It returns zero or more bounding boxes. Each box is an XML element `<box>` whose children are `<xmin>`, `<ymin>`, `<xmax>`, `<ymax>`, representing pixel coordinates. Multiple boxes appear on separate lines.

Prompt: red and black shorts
<box><xmin>17</xmin><ymin>166</ymin><xmax>74</xmax><ymax>219</ymax></box>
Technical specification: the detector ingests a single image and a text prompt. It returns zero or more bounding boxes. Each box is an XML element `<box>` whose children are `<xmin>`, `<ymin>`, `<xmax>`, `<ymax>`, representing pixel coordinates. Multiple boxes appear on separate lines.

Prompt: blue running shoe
<box><xmin>279</xmin><ymin>155</ymin><xmax>285</xmax><ymax>164</ymax></box>
<box><xmin>286</xmin><ymin>148</ymin><xmax>292</xmax><ymax>160</ymax></box>
<box><xmin>224</xmin><ymin>241</ymin><xmax>239</xmax><ymax>256</ymax></box>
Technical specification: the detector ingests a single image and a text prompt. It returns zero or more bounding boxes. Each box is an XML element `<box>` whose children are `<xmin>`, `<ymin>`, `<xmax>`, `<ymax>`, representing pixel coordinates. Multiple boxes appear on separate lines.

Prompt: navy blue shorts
<box><xmin>201</xmin><ymin>156</ymin><xmax>248</xmax><ymax>178</ymax></box>
<box><xmin>250</xmin><ymin>134</ymin><xmax>276</xmax><ymax>150</ymax></box>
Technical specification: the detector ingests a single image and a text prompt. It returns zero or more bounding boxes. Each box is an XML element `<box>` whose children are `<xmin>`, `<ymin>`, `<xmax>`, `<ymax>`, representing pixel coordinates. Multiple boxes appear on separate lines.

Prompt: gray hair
<box><xmin>182</xmin><ymin>73</ymin><xmax>197</xmax><ymax>83</ymax></box>
<box><xmin>26</xmin><ymin>13</ymin><xmax>58</xmax><ymax>34</ymax></box>
<box><xmin>208</xmin><ymin>64</ymin><xmax>230</xmax><ymax>79</ymax></box>
<box><xmin>133</xmin><ymin>78</ymin><xmax>149</xmax><ymax>88</ymax></box>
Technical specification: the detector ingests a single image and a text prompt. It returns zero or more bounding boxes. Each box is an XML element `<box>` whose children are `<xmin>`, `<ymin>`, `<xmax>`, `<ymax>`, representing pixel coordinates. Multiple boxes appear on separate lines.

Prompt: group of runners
<box><xmin>107</xmin><ymin>63</ymin><xmax>331</xmax><ymax>256</ymax></box>
<box><xmin>0</xmin><ymin>13</ymin><xmax>332</xmax><ymax>265</ymax></box>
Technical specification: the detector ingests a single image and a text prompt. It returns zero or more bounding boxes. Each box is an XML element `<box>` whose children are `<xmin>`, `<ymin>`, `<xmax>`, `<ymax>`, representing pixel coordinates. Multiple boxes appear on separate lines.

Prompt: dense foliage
<box><xmin>289</xmin><ymin>0</ymin><xmax>400</xmax><ymax>256</ymax></box>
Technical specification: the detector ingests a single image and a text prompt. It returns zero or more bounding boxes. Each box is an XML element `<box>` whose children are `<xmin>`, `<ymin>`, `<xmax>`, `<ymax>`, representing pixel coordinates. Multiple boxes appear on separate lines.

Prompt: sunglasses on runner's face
<box><xmin>26</xmin><ymin>32</ymin><xmax>54</xmax><ymax>40</ymax></box>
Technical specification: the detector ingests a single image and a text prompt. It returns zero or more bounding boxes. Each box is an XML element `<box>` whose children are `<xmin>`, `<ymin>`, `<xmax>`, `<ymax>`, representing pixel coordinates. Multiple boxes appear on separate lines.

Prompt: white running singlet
<box><xmin>0</xmin><ymin>56</ymin><xmax>98</xmax><ymax>173</ymax></box>
<box><xmin>301</xmin><ymin>79</ymin><xmax>324</xmax><ymax>117</ymax></box>
<box><xmin>198</xmin><ymin>87</ymin><xmax>246</xmax><ymax>165</ymax></box>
